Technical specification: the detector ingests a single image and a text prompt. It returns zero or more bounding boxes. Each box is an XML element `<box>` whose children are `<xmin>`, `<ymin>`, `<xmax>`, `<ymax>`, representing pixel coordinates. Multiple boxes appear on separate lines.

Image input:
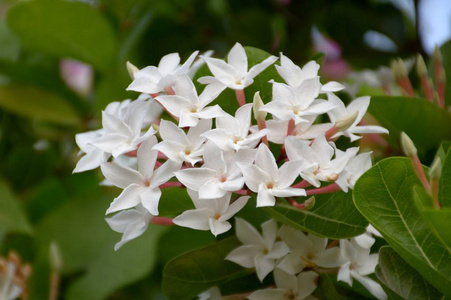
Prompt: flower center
<box><xmin>266</xmin><ymin>182</ymin><xmax>274</xmax><ymax>189</ymax></box>
<box><xmin>184</xmin><ymin>149</ymin><xmax>192</xmax><ymax>155</ymax></box>
<box><xmin>143</xmin><ymin>179</ymin><xmax>151</xmax><ymax>187</ymax></box>
<box><xmin>213</xmin><ymin>213</ymin><xmax>221</xmax><ymax>220</ymax></box>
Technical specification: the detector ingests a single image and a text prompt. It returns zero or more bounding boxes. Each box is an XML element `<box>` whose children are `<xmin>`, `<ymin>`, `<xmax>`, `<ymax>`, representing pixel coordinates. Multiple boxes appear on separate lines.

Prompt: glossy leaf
<box><xmin>0</xmin><ymin>181</ymin><xmax>32</xmax><ymax>235</ymax></box>
<box><xmin>34</xmin><ymin>195</ymin><xmax>166</xmax><ymax>300</ymax></box>
<box><xmin>162</xmin><ymin>237</ymin><xmax>243</xmax><ymax>300</ymax></box>
<box><xmin>0</xmin><ymin>84</ymin><xmax>80</xmax><ymax>125</ymax></box>
<box><xmin>265</xmin><ymin>190</ymin><xmax>368</xmax><ymax>239</ymax></box>
<box><xmin>313</xmin><ymin>274</ymin><xmax>346</xmax><ymax>300</ymax></box>
<box><xmin>7</xmin><ymin>0</ymin><xmax>117</xmax><ymax>71</ymax></box>
<box><xmin>353</xmin><ymin>157</ymin><xmax>451</xmax><ymax>296</ymax></box>
<box><xmin>368</xmin><ymin>96</ymin><xmax>451</xmax><ymax>156</ymax></box>
<box><xmin>376</xmin><ymin>246</ymin><xmax>442</xmax><ymax>299</ymax></box>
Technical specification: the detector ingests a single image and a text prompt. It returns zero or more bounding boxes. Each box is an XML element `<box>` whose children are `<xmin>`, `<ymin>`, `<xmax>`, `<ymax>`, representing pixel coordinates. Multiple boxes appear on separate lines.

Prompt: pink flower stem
<box><xmin>235</xmin><ymin>189</ymin><xmax>251</xmax><ymax>195</ymax></box>
<box><xmin>326</xmin><ymin>239</ymin><xmax>339</xmax><ymax>249</ymax></box>
<box><xmin>150</xmin><ymin>93</ymin><xmax>160</xmax><ymax>98</ymax></box>
<box><xmin>420</xmin><ymin>75</ymin><xmax>434</xmax><ymax>101</ymax></box>
<box><xmin>287</xmin><ymin>199</ymin><xmax>307</xmax><ymax>210</ymax></box>
<box><xmin>324</xmin><ymin>125</ymin><xmax>338</xmax><ymax>141</ymax></box>
<box><xmin>151</xmin><ymin>217</ymin><xmax>174</xmax><ymax>226</ymax></box>
<box><xmin>164</xmin><ymin>87</ymin><xmax>176</xmax><ymax>95</ymax></box>
<box><xmin>235</xmin><ymin>89</ymin><xmax>246</xmax><ymax>106</ymax></box>
<box><xmin>292</xmin><ymin>180</ymin><xmax>311</xmax><ymax>189</ymax></box>
<box><xmin>287</xmin><ymin>119</ymin><xmax>296</xmax><ymax>136</ymax></box>
<box><xmin>157</xmin><ymin>152</ymin><xmax>167</xmax><ymax>159</ymax></box>
<box><xmin>257</xmin><ymin>120</ymin><xmax>269</xmax><ymax>146</ymax></box>
<box><xmin>438</xmin><ymin>81</ymin><xmax>445</xmax><ymax>108</ymax></box>
<box><xmin>160</xmin><ymin>181</ymin><xmax>184</xmax><ymax>189</ymax></box>
<box><xmin>410</xmin><ymin>156</ymin><xmax>430</xmax><ymax>192</ymax></box>
<box><xmin>430</xmin><ymin>178</ymin><xmax>441</xmax><ymax>208</ymax></box>
<box><xmin>382</xmin><ymin>85</ymin><xmax>391</xmax><ymax>95</ymax></box>
<box><xmin>306</xmin><ymin>183</ymin><xmax>341</xmax><ymax>195</ymax></box>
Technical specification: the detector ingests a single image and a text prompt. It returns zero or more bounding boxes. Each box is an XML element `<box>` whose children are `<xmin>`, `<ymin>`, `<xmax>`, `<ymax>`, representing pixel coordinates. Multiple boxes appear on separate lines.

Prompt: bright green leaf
<box><xmin>353</xmin><ymin>157</ymin><xmax>451</xmax><ymax>296</ymax></box>
<box><xmin>0</xmin><ymin>181</ymin><xmax>32</xmax><ymax>235</ymax></box>
<box><xmin>7</xmin><ymin>0</ymin><xmax>117</xmax><ymax>71</ymax></box>
<box><xmin>0</xmin><ymin>84</ymin><xmax>80</xmax><ymax>125</ymax></box>
<box><xmin>265</xmin><ymin>190</ymin><xmax>368</xmax><ymax>239</ymax></box>
<box><xmin>368</xmin><ymin>96</ymin><xmax>451</xmax><ymax>157</ymax></box>
<box><xmin>162</xmin><ymin>237</ymin><xmax>243</xmax><ymax>300</ymax></box>
<box><xmin>376</xmin><ymin>246</ymin><xmax>442</xmax><ymax>299</ymax></box>
<box><xmin>34</xmin><ymin>195</ymin><xmax>167</xmax><ymax>300</ymax></box>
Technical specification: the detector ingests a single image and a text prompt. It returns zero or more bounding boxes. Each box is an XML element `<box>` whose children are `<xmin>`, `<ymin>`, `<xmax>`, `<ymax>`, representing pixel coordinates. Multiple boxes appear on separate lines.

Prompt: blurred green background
<box><xmin>0</xmin><ymin>0</ymin><xmax>449</xmax><ymax>299</ymax></box>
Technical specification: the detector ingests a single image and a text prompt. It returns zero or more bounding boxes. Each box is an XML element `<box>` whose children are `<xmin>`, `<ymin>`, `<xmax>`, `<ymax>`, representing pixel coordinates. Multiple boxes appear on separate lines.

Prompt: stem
<box><xmin>326</xmin><ymin>240</ymin><xmax>339</xmax><ymax>249</ymax></box>
<box><xmin>235</xmin><ymin>89</ymin><xmax>246</xmax><ymax>106</ymax></box>
<box><xmin>438</xmin><ymin>81</ymin><xmax>445</xmax><ymax>108</ymax></box>
<box><xmin>287</xmin><ymin>199</ymin><xmax>307</xmax><ymax>210</ymax></box>
<box><xmin>151</xmin><ymin>217</ymin><xmax>174</xmax><ymax>226</ymax></box>
<box><xmin>287</xmin><ymin>119</ymin><xmax>296</xmax><ymax>136</ymax></box>
<box><xmin>160</xmin><ymin>181</ymin><xmax>184</xmax><ymax>189</ymax></box>
<box><xmin>306</xmin><ymin>183</ymin><xmax>341</xmax><ymax>195</ymax></box>
<box><xmin>235</xmin><ymin>189</ymin><xmax>251</xmax><ymax>195</ymax></box>
<box><xmin>382</xmin><ymin>85</ymin><xmax>391</xmax><ymax>95</ymax></box>
<box><xmin>257</xmin><ymin>120</ymin><xmax>269</xmax><ymax>146</ymax></box>
<box><xmin>430</xmin><ymin>178</ymin><xmax>441</xmax><ymax>208</ymax></box>
<box><xmin>324</xmin><ymin>125</ymin><xmax>338</xmax><ymax>141</ymax></box>
<box><xmin>49</xmin><ymin>269</ymin><xmax>60</xmax><ymax>300</ymax></box>
<box><xmin>420</xmin><ymin>75</ymin><xmax>433</xmax><ymax>101</ymax></box>
<box><xmin>164</xmin><ymin>86</ymin><xmax>175</xmax><ymax>95</ymax></box>
<box><xmin>150</xmin><ymin>93</ymin><xmax>159</xmax><ymax>98</ymax></box>
<box><xmin>411</xmin><ymin>156</ymin><xmax>430</xmax><ymax>191</ymax></box>
<box><xmin>292</xmin><ymin>180</ymin><xmax>311</xmax><ymax>189</ymax></box>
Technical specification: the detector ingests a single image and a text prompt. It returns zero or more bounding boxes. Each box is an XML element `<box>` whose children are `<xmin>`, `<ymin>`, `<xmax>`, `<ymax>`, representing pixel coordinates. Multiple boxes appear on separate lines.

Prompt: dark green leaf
<box><xmin>376</xmin><ymin>246</ymin><xmax>442</xmax><ymax>299</ymax></box>
<box><xmin>0</xmin><ymin>181</ymin><xmax>32</xmax><ymax>235</ymax></box>
<box><xmin>439</xmin><ymin>146</ymin><xmax>451</xmax><ymax>207</ymax></box>
<box><xmin>368</xmin><ymin>96</ymin><xmax>451</xmax><ymax>157</ymax></box>
<box><xmin>313</xmin><ymin>274</ymin><xmax>346</xmax><ymax>300</ymax></box>
<box><xmin>155</xmin><ymin>187</ymin><xmax>194</xmax><ymax>216</ymax></box>
<box><xmin>7</xmin><ymin>0</ymin><xmax>117</xmax><ymax>71</ymax></box>
<box><xmin>0</xmin><ymin>20</ymin><xmax>20</xmax><ymax>61</ymax></box>
<box><xmin>162</xmin><ymin>237</ymin><xmax>243</xmax><ymax>300</ymax></box>
<box><xmin>0</xmin><ymin>84</ymin><xmax>80</xmax><ymax>125</ymax></box>
<box><xmin>353</xmin><ymin>157</ymin><xmax>451</xmax><ymax>296</ymax></box>
<box><xmin>265</xmin><ymin>190</ymin><xmax>368</xmax><ymax>239</ymax></box>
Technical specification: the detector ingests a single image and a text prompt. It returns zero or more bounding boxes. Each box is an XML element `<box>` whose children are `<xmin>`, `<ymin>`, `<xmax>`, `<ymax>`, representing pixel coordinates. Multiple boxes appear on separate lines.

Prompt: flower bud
<box><xmin>49</xmin><ymin>241</ymin><xmax>62</xmax><ymax>271</ymax></box>
<box><xmin>390</xmin><ymin>59</ymin><xmax>400</xmax><ymax>80</ymax></box>
<box><xmin>416</xmin><ymin>54</ymin><xmax>427</xmax><ymax>77</ymax></box>
<box><xmin>303</xmin><ymin>196</ymin><xmax>315</xmax><ymax>210</ymax></box>
<box><xmin>429</xmin><ymin>157</ymin><xmax>442</xmax><ymax>180</ymax></box>
<box><xmin>253</xmin><ymin>92</ymin><xmax>267</xmax><ymax>121</ymax></box>
<box><xmin>336</xmin><ymin>111</ymin><xmax>358</xmax><ymax>131</ymax></box>
<box><xmin>397</xmin><ymin>58</ymin><xmax>408</xmax><ymax>78</ymax></box>
<box><xmin>126</xmin><ymin>61</ymin><xmax>139</xmax><ymax>80</ymax></box>
<box><xmin>434</xmin><ymin>45</ymin><xmax>443</xmax><ymax>64</ymax></box>
<box><xmin>400</xmin><ymin>132</ymin><xmax>417</xmax><ymax>157</ymax></box>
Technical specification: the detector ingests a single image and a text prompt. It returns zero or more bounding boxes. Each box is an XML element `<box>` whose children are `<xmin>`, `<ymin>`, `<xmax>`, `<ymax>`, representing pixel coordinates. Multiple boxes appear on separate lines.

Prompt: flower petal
<box><xmin>101</xmin><ymin>162</ymin><xmax>142</xmax><ymax>189</ymax></box>
<box><xmin>173</xmin><ymin>208</ymin><xmax>212</xmax><ymax>230</ymax></box>
<box><xmin>106</xmin><ymin>184</ymin><xmax>142</xmax><ymax>214</ymax></box>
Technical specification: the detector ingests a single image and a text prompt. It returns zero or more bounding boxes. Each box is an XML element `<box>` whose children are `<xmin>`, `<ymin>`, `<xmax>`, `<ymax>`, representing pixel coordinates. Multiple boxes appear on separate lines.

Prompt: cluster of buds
<box><xmin>74</xmin><ymin>43</ymin><xmax>389</xmax><ymax>298</ymax></box>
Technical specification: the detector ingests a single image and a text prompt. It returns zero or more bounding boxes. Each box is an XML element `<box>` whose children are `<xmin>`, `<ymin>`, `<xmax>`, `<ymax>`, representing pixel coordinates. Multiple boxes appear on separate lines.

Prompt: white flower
<box><xmin>73</xmin><ymin>129</ymin><xmax>110</xmax><ymax>173</ymax></box>
<box><xmin>353</xmin><ymin>224</ymin><xmax>383</xmax><ymax>249</ymax></box>
<box><xmin>284</xmin><ymin>135</ymin><xmax>358</xmax><ymax>187</ymax></box>
<box><xmin>338</xmin><ymin>239</ymin><xmax>387</xmax><ymax>300</ymax></box>
<box><xmin>202</xmin><ymin>103</ymin><xmax>270</xmax><ymax>151</ymax></box>
<box><xmin>277</xmin><ymin>225</ymin><xmax>343</xmax><ymax>275</ymax></box>
<box><xmin>276</xmin><ymin>53</ymin><xmax>344</xmax><ymax>93</ymax></box>
<box><xmin>153</xmin><ymin>119</ymin><xmax>211</xmax><ymax>165</ymax></box>
<box><xmin>260</xmin><ymin>81</ymin><xmax>336</xmax><ymax>124</ymax></box>
<box><xmin>248</xmin><ymin>269</ymin><xmax>319</xmax><ymax>300</ymax></box>
<box><xmin>91</xmin><ymin>98</ymin><xmax>157</xmax><ymax>157</ymax></box>
<box><xmin>335</xmin><ymin>151</ymin><xmax>372</xmax><ymax>192</ymax></box>
<box><xmin>106</xmin><ymin>204</ymin><xmax>154</xmax><ymax>251</ymax></box>
<box><xmin>175</xmin><ymin>142</ymin><xmax>255</xmax><ymax>199</ymax></box>
<box><xmin>198</xmin><ymin>42</ymin><xmax>278</xmax><ymax>90</ymax></box>
<box><xmin>127</xmin><ymin>50</ymin><xmax>199</xmax><ymax>94</ymax></box>
<box><xmin>101</xmin><ymin>136</ymin><xmax>180</xmax><ymax>215</ymax></box>
<box><xmin>197</xmin><ymin>286</ymin><xmax>222</xmax><ymax>300</ymax></box>
<box><xmin>327</xmin><ymin>93</ymin><xmax>388</xmax><ymax>142</ymax></box>
<box><xmin>238</xmin><ymin>143</ymin><xmax>305</xmax><ymax>207</ymax></box>
<box><xmin>156</xmin><ymin>75</ymin><xmax>226</xmax><ymax>127</ymax></box>
<box><xmin>226</xmin><ymin>218</ymin><xmax>289</xmax><ymax>281</ymax></box>
<box><xmin>173</xmin><ymin>190</ymin><xmax>248</xmax><ymax>236</ymax></box>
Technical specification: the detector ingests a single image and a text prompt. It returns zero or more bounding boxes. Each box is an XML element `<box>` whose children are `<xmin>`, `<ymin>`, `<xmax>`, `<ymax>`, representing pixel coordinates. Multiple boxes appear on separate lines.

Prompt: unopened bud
<box><xmin>390</xmin><ymin>59</ymin><xmax>400</xmax><ymax>80</ymax></box>
<box><xmin>397</xmin><ymin>58</ymin><xmax>408</xmax><ymax>78</ymax></box>
<box><xmin>439</xmin><ymin>66</ymin><xmax>446</xmax><ymax>82</ymax></box>
<box><xmin>253</xmin><ymin>92</ymin><xmax>267</xmax><ymax>121</ymax></box>
<box><xmin>416</xmin><ymin>54</ymin><xmax>427</xmax><ymax>77</ymax></box>
<box><xmin>49</xmin><ymin>242</ymin><xmax>62</xmax><ymax>271</ymax></box>
<box><xmin>400</xmin><ymin>132</ymin><xmax>417</xmax><ymax>157</ymax></box>
<box><xmin>126</xmin><ymin>61</ymin><xmax>139</xmax><ymax>80</ymax></box>
<box><xmin>429</xmin><ymin>157</ymin><xmax>442</xmax><ymax>179</ymax></box>
<box><xmin>434</xmin><ymin>46</ymin><xmax>443</xmax><ymax>64</ymax></box>
<box><xmin>336</xmin><ymin>111</ymin><xmax>358</xmax><ymax>131</ymax></box>
<box><xmin>303</xmin><ymin>196</ymin><xmax>315</xmax><ymax>210</ymax></box>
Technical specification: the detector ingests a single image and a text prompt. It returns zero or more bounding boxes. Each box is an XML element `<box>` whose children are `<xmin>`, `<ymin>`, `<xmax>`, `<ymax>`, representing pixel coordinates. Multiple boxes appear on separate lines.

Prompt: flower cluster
<box><xmin>74</xmin><ymin>43</ymin><xmax>388</xmax><ymax>298</ymax></box>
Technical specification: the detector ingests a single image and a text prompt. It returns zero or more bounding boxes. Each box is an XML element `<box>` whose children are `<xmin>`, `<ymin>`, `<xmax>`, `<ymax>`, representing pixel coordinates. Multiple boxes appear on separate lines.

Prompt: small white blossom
<box><xmin>226</xmin><ymin>218</ymin><xmax>289</xmax><ymax>281</ymax></box>
<box><xmin>198</xmin><ymin>42</ymin><xmax>278</xmax><ymax>90</ymax></box>
<box><xmin>335</xmin><ymin>151</ymin><xmax>372</xmax><ymax>192</ymax></box>
<box><xmin>353</xmin><ymin>224</ymin><xmax>383</xmax><ymax>249</ymax></box>
<box><xmin>173</xmin><ymin>190</ymin><xmax>249</xmax><ymax>236</ymax></box>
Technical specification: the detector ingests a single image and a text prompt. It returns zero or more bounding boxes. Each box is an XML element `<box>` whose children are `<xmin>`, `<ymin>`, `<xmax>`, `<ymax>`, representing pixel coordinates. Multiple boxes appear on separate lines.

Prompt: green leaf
<box><xmin>413</xmin><ymin>185</ymin><xmax>451</xmax><ymax>250</ymax></box>
<box><xmin>353</xmin><ymin>157</ymin><xmax>451</xmax><ymax>296</ymax></box>
<box><xmin>0</xmin><ymin>84</ymin><xmax>80</xmax><ymax>125</ymax></box>
<box><xmin>162</xmin><ymin>237</ymin><xmax>243</xmax><ymax>300</ymax></box>
<box><xmin>0</xmin><ymin>181</ymin><xmax>32</xmax><ymax>235</ymax></box>
<box><xmin>34</xmin><ymin>195</ymin><xmax>166</xmax><ymax>300</ymax></box>
<box><xmin>436</xmin><ymin>141</ymin><xmax>451</xmax><ymax>164</ymax></box>
<box><xmin>313</xmin><ymin>274</ymin><xmax>346</xmax><ymax>300</ymax></box>
<box><xmin>368</xmin><ymin>96</ymin><xmax>451</xmax><ymax>157</ymax></box>
<box><xmin>264</xmin><ymin>190</ymin><xmax>368</xmax><ymax>239</ymax></box>
<box><xmin>7</xmin><ymin>0</ymin><xmax>117</xmax><ymax>71</ymax></box>
<box><xmin>439</xmin><ymin>146</ymin><xmax>451</xmax><ymax>207</ymax></box>
<box><xmin>376</xmin><ymin>246</ymin><xmax>442</xmax><ymax>299</ymax></box>
<box><xmin>0</xmin><ymin>20</ymin><xmax>20</xmax><ymax>61</ymax></box>
<box><xmin>152</xmin><ymin>186</ymin><xmax>194</xmax><ymax>216</ymax></box>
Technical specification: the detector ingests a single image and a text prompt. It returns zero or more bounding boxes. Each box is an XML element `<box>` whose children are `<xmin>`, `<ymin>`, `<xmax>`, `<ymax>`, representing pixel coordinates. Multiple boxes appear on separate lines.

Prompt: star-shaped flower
<box><xmin>226</xmin><ymin>218</ymin><xmax>289</xmax><ymax>281</ymax></box>
<box><xmin>198</xmin><ymin>42</ymin><xmax>278</xmax><ymax>90</ymax></box>
<box><xmin>127</xmin><ymin>51</ymin><xmax>199</xmax><ymax>94</ymax></box>
<box><xmin>173</xmin><ymin>190</ymin><xmax>249</xmax><ymax>236</ymax></box>
<box><xmin>101</xmin><ymin>136</ymin><xmax>180</xmax><ymax>215</ymax></box>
